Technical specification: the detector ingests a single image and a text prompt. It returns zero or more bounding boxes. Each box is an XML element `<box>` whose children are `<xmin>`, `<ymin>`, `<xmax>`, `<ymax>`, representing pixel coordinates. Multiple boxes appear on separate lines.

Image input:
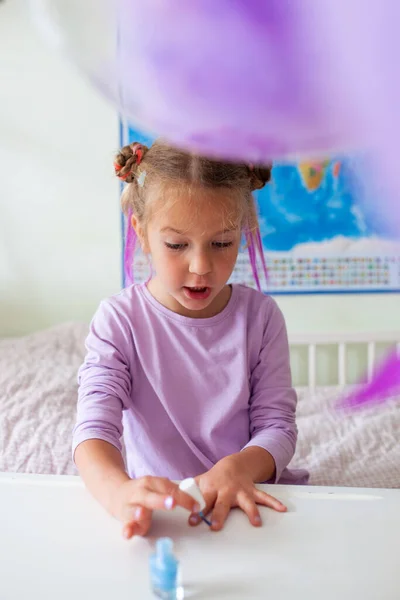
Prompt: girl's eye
<box><xmin>165</xmin><ymin>242</ymin><xmax>187</xmax><ymax>251</ymax></box>
<box><xmin>213</xmin><ymin>241</ymin><xmax>233</xmax><ymax>249</ymax></box>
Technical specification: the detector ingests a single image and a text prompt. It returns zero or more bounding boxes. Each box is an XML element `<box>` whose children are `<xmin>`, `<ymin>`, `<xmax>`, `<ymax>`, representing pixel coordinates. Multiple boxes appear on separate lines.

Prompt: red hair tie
<box><xmin>131</xmin><ymin>142</ymin><xmax>144</xmax><ymax>165</ymax></box>
<box><xmin>114</xmin><ymin>162</ymin><xmax>130</xmax><ymax>180</ymax></box>
<box><xmin>114</xmin><ymin>143</ymin><xmax>145</xmax><ymax>180</ymax></box>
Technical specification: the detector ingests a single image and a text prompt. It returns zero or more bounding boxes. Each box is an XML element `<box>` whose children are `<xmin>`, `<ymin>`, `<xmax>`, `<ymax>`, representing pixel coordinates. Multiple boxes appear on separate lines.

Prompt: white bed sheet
<box><xmin>293</xmin><ymin>387</ymin><xmax>399</xmax><ymax>488</ymax></box>
<box><xmin>0</xmin><ymin>324</ymin><xmax>399</xmax><ymax>488</ymax></box>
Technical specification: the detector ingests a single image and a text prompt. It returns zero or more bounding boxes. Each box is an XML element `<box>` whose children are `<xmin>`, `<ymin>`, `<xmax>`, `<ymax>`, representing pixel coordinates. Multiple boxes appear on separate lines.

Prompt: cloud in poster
<box><xmin>257</xmin><ymin>156</ymin><xmax>391</xmax><ymax>252</ymax></box>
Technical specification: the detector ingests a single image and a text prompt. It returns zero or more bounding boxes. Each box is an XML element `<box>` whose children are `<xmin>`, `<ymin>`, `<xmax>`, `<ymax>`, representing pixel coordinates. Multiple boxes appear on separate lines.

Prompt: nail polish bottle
<box><xmin>149</xmin><ymin>537</ymin><xmax>180</xmax><ymax>599</ymax></box>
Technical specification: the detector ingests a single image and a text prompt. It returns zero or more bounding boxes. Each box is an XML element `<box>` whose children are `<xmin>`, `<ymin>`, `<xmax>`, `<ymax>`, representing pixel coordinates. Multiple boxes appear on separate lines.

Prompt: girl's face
<box><xmin>137</xmin><ymin>187</ymin><xmax>242</xmax><ymax>318</ymax></box>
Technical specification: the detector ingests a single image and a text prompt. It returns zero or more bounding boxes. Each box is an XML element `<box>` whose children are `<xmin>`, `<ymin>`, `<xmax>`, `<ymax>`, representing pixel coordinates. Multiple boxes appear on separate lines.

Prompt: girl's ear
<box><xmin>131</xmin><ymin>215</ymin><xmax>149</xmax><ymax>253</ymax></box>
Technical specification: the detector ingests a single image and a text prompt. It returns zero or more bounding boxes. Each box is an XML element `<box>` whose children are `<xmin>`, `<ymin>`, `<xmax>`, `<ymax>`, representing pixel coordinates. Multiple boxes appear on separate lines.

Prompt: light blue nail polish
<box><xmin>149</xmin><ymin>538</ymin><xmax>181</xmax><ymax>599</ymax></box>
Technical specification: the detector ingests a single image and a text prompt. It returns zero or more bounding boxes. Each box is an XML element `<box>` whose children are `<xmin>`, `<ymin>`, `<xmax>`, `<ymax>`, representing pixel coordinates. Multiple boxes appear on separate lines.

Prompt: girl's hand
<box><xmin>112</xmin><ymin>476</ymin><xmax>201</xmax><ymax>539</ymax></box>
<box><xmin>189</xmin><ymin>456</ymin><xmax>287</xmax><ymax>531</ymax></box>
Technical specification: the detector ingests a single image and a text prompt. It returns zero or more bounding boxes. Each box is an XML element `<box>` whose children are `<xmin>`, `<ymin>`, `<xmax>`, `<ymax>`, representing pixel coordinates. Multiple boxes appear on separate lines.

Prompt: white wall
<box><xmin>1</xmin><ymin>0</ymin><xmax>400</xmax><ymax>338</ymax></box>
<box><xmin>0</xmin><ymin>0</ymin><xmax>121</xmax><ymax>336</ymax></box>
<box><xmin>280</xmin><ymin>293</ymin><xmax>400</xmax><ymax>335</ymax></box>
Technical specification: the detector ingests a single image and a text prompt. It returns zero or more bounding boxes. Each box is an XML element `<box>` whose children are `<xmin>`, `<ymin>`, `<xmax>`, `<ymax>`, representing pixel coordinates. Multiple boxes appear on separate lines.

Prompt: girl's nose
<box><xmin>188</xmin><ymin>250</ymin><xmax>212</xmax><ymax>276</ymax></box>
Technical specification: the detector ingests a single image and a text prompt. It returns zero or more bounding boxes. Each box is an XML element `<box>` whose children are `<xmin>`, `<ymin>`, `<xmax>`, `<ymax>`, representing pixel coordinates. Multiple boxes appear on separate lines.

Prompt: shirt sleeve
<box><xmin>72</xmin><ymin>300</ymin><xmax>133</xmax><ymax>462</ymax></box>
<box><xmin>242</xmin><ymin>299</ymin><xmax>298</xmax><ymax>483</ymax></box>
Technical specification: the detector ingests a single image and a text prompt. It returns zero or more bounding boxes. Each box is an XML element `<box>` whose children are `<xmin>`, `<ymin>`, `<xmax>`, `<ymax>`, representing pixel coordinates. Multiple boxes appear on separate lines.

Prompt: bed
<box><xmin>1</xmin><ymin>323</ymin><xmax>399</xmax><ymax>488</ymax></box>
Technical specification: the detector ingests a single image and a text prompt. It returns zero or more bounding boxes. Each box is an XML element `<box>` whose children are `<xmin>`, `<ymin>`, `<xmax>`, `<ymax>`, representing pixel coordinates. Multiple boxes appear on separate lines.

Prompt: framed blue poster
<box><xmin>120</xmin><ymin>121</ymin><xmax>400</xmax><ymax>294</ymax></box>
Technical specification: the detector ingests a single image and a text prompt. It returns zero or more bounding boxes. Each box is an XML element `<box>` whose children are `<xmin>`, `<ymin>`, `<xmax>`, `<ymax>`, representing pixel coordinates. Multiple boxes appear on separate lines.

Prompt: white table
<box><xmin>1</xmin><ymin>473</ymin><xmax>399</xmax><ymax>599</ymax></box>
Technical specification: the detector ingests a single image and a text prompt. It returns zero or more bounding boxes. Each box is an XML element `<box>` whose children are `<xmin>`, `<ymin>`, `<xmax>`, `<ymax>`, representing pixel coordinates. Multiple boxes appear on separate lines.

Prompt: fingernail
<box><xmin>254</xmin><ymin>515</ymin><xmax>262</xmax><ymax>525</ymax></box>
<box><xmin>134</xmin><ymin>507</ymin><xmax>142</xmax><ymax>520</ymax></box>
<box><xmin>164</xmin><ymin>496</ymin><xmax>174</xmax><ymax>510</ymax></box>
<box><xmin>189</xmin><ymin>514</ymin><xmax>200</xmax><ymax>525</ymax></box>
<box><xmin>123</xmin><ymin>527</ymin><xmax>130</xmax><ymax>539</ymax></box>
<box><xmin>211</xmin><ymin>520</ymin><xmax>219</xmax><ymax>529</ymax></box>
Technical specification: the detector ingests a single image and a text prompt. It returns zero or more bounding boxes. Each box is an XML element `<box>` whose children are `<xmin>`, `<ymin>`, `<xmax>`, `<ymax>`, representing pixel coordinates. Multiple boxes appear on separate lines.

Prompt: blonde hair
<box><xmin>114</xmin><ymin>139</ymin><xmax>271</xmax><ymax>287</ymax></box>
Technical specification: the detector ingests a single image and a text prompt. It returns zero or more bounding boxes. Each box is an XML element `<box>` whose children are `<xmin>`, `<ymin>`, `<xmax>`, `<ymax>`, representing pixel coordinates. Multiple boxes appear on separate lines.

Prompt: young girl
<box><xmin>73</xmin><ymin>140</ymin><xmax>308</xmax><ymax>540</ymax></box>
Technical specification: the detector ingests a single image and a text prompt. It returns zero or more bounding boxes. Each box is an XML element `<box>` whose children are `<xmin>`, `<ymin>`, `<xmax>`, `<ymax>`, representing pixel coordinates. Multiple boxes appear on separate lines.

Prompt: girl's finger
<box><xmin>122</xmin><ymin>522</ymin><xmax>137</xmax><ymax>539</ymax></box>
<box><xmin>254</xmin><ymin>489</ymin><xmax>287</xmax><ymax>512</ymax></box>
<box><xmin>122</xmin><ymin>514</ymin><xmax>152</xmax><ymax>539</ymax></box>
<box><xmin>237</xmin><ymin>490</ymin><xmax>262</xmax><ymax>527</ymax></box>
<box><xmin>122</xmin><ymin>505</ymin><xmax>153</xmax><ymax>523</ymax></box>
<box><xmin>209</xmin><ymin>496</ymin><xmax>232</xmax><ymax>531</ymax></box>
<box><xmin>127</xmin><ymin>488</ymin><xmax>175</xmax><ymax>512</ymax></box>
<box><xmin>188</xmin><ymin>493</ymin><xmax>216</xmax><ymax>527</ymax></box>
<box><xmin>133</xmin><ymin>515</ymin><xmax>152</xmax><ymax>537</ymax></box>
<box><xmin>140</xmin><ymin>478</ymin><xmax>201</xmax><ymax>513</ymax></box>
<box><xmin>122</xmin><ymin>504</ymin><xmax>152</xmax><ymax>523</ymax></box>
<box><xmin>121</xmin><ymin>505</ymin><xmax>153</xmax><ymax>538</ymax></box>
<box><xmin>173</xmin><ymin>489</ymin><xmax>202</xmax><ymax>513</ymax></box>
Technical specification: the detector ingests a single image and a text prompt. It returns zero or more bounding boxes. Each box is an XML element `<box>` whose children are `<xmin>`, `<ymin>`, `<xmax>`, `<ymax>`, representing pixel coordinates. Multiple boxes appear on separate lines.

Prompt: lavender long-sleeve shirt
<box><xmin>73</xmin><ymin>283</ymin><xmax>309</xmax><ymax>485</ymax></box>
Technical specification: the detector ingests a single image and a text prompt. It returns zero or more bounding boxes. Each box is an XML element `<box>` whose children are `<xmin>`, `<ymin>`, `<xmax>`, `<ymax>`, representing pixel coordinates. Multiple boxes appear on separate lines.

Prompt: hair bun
<box><xmin>248</xmin><ymin>164</ymin><xmax>272</xmax><ymax>190</ymax></box>
<box><xmin>114</xmin><ymin>142</ymin><xmax>149</xmax><ymax>183</ymax></box>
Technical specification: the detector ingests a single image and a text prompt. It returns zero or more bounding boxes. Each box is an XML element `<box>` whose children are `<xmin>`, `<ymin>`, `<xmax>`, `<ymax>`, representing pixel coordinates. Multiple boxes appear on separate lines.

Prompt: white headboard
<box><xmin>288</xmin><ymin>332</ymin><xmax>400</xmax><ymax>389</ymax></box>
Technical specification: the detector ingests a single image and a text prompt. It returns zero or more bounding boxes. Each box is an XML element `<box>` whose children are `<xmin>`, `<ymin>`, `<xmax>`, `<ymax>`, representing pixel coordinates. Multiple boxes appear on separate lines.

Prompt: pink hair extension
<box><xmin>124</xmin><ymin>209</ymin><xmax>136</xmax><ymax>287</ymax></box>
<box><xmin>245</xmin><ymin>227</ymin><xmax>268</xmax><ymax>292</ymax></box>
<box><xmin>245</xmin><ymin>230</ymin><xmax>260</xmax><ymax>291</ymax></box>
<box><xmin>255</xmin><ymin>227</ymin><xmax>269</xmax><ymax>283</ymax></box>
<box><xmin>124</xmin><ymin>210</ymin><xmax>153</xmax><ymax>286</ymax></box>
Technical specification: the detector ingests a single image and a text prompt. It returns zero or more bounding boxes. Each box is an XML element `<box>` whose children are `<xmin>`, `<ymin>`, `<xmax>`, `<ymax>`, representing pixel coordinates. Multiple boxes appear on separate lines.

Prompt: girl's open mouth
<box><xmin>183</xmin><ymin>286</ymin><xmax>212</xmax><ymax>300</ymax></box>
